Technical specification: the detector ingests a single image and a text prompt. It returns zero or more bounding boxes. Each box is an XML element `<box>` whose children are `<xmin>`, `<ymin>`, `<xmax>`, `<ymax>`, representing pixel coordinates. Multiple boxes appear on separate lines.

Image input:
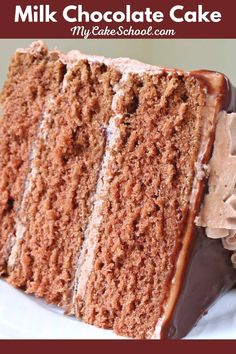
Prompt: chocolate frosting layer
<box><xmin>161</xmin><ymin>226</ymin><xmax>236</xmax><ymax>339</ymax></box>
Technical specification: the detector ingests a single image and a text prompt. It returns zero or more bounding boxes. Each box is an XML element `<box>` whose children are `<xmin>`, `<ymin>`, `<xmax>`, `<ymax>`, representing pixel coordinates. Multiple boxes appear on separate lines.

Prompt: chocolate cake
<box><xmin>1</xmin><ymin>41</ymin><xmax>236</xmax><ymax>339</ymax></box>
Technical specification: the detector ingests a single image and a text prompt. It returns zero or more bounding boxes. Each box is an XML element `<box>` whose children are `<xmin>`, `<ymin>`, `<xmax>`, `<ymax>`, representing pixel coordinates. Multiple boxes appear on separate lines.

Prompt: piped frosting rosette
<box><xmin>198</xmin><ymin>111</ymin><xmax>236</xmax><ymax>267</ymax></box>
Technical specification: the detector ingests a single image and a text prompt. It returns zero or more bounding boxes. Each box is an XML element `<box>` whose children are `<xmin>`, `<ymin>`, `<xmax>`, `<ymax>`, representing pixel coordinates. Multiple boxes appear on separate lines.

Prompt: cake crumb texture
<box><xmin>79</xmin><ymin>72</ymin><xmax>205</xmax><ymax>338</ymax></box>
<box><xmin>0</xmin><ymin>46</ymin><xmax>65</xmax><ymax>275</ymax></box>
<box><xmin>7</xmin><ymin>60</ymin><xmax>121</xmax><ymax>309</ymax></box>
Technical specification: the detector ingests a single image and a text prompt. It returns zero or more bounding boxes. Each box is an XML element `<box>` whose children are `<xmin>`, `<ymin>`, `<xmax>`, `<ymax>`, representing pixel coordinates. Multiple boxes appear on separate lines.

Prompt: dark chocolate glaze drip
<box><xmin>159</xmin><ymin>73</ymin><xmax>236</xmax><ymax>339</ymax></box>
<box><xmin>223</xmin><ymin>76</ymin><xmax>236</xmax><ymax>112</ymax></box>
<box><xmin>190</xmin><ymin>70</ymin><xmax>236</xmax><ymax>111</ymax></box>
<box><xmin>161</xmin><ymin>227</ymin><xmax>236</xmax><ymax>339</ymax></box>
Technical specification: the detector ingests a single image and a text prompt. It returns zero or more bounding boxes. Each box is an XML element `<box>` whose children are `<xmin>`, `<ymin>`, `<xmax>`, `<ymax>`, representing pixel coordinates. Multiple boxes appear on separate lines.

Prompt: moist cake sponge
<box><xmin>1</xmin><ymin>42</ymin><xmax>236</xmax><ymax>339</ymax></box>
<box><xmin>0</xmin><ymin>43</ymin><xmax>66</xmax><ymax>275</ymax></box>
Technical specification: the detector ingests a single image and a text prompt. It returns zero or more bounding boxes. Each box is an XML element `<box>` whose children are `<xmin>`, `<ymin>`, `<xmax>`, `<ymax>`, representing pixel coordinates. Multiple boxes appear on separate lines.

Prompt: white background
<box><xmin>1</xmin><ymin>279</ymin><xmax>236</xmax><ymax>339</ymax></box>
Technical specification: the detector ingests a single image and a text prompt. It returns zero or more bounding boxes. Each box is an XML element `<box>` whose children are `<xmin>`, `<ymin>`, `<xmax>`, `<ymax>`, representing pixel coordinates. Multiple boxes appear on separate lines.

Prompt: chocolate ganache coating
<box><xmin>161</xmin><ymin>227</ymin><xmax>236</xmax><ymax>338</ymax></box>
<box><xmin>160</xmin><ymin>72</ymin><xmax>236</xmax><ymax>339</ymax></box>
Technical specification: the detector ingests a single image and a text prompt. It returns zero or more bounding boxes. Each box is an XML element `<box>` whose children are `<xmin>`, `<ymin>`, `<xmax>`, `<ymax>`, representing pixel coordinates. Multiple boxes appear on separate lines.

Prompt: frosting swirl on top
<box><xmin>197</xmin><ymin>111</ymin><xmax>236</xmax><ymax>267</ymax></box>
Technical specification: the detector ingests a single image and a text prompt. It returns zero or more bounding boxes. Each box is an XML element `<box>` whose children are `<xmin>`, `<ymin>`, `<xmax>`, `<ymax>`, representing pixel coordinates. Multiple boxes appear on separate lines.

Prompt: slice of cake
<box><xmin>1</xmin><ymin>41</ymin><xmax>236</xmax><ymax>339</ymax></box>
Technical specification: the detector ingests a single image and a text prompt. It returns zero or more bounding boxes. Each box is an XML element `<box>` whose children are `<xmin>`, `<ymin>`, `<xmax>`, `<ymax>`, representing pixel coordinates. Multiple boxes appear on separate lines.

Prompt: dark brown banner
<box><xmin>1</xmin><ymin>340</ymin><xmax>236</xmax><ymax>354</ymax></box>
<box><xmin>1</xmin><ymin>0</ymin><xmax>236</xmax><ymax>39</ymax></box>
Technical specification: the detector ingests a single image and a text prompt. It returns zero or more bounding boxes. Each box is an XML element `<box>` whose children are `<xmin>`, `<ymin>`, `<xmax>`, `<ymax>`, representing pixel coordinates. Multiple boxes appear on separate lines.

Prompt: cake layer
<box><xmin>0</xmin><ymin>42</ymin><xmax>65</xmax><ymax>275</ymax></box>
<box><xmin>74</xmin><ymin>70</ymin><xmax>206</xmax><ymax>337</ymax></box>
<box><xmin>7</xmin><ymin>59</ymin><xmax>121</xmax><ymax>309</ymax></box>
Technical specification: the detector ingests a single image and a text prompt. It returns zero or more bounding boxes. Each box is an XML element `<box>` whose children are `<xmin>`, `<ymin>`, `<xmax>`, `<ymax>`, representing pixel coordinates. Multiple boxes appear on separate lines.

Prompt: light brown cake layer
<box><xmin>0</xmin><ymin>45</ymin><xmax>65</xmax><ymax>274</ymax></box>
<box><xmin>76</xmin><ymin>72</ymin><xmax>206</xmax><ymax>338</ymax></box>
<box><xmin>7</xmin><ymin>60</ymin><xmax>121</xmax><ymax>309</ymax></box>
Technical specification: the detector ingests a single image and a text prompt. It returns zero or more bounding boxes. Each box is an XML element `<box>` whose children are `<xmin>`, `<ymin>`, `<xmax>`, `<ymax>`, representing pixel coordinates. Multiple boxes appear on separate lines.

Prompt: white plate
<box><xmin>1</xmin><ymin>279</ymin><xmax>236</xmax><ymax>339</ymax></box>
